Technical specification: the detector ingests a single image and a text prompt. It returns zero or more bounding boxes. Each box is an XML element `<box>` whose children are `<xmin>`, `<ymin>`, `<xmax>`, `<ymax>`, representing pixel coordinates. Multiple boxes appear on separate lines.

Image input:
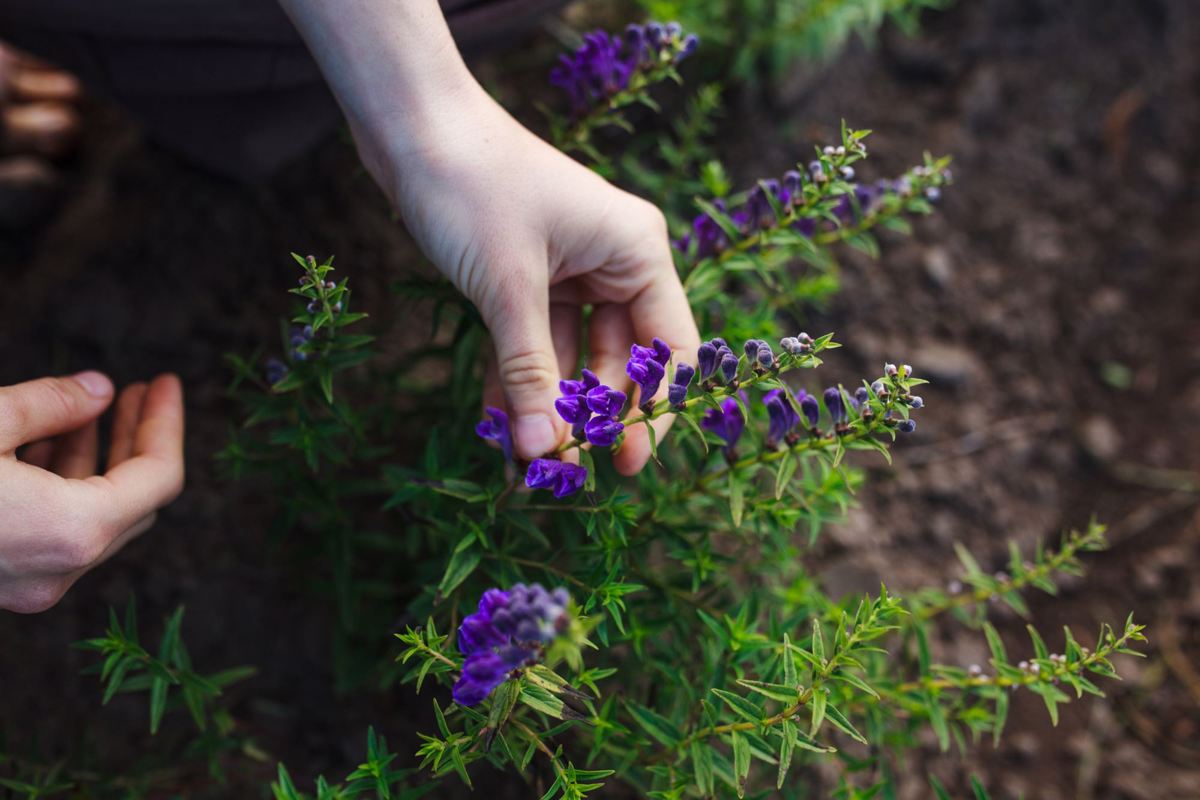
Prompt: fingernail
<box><xmin>72</xmin><ymin>370</ymin><xmax>112</xmax><ymax>397</ymax></box>
<box><xmin>514</xmin><ymin>414</ymin><xmax>557</xmax><ymax>458</ymax></box>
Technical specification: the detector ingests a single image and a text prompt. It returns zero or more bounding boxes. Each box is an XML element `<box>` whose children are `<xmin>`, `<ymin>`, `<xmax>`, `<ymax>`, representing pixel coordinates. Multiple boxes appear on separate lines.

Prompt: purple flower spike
<box><xmin>452</xmin><ymin>584</ymin><xmax>573</xmax><ymax>706</ymax></box>
<box><xmin>824</xmin><ymin>387</ymin><xmax>847</xmax><ymax>425</ymax></box>
<box><xmin>797</xmin><ymin>389</ymin><xmax>820</xmax><ymax>428</ymax></box>
<box><xmin>475</xmin><ymin>406</ymin><xmax>514</xmax><ymax>462</ymax></box>
<box><xmin>764</xmin><ymin>389</ymin><xmax>800</xmax><ymax>448</ymax></box>
<box><xmin>525</xmin><ymin>458</ymin><xmax>588</xmax><ymax>498</ymax></box>
<box><xmin>584</xmin><ymin>416</ymin><xmax>624</xmax><ymax>448</ymax></box>
<box><xmin>701</xmin><ymin>395</ymin><xmax>746</xmax><ymax>452</ymax></box>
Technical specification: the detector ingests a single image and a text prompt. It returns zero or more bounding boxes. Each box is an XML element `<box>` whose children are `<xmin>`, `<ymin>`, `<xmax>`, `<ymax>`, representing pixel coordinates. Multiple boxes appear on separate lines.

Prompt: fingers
<box><xmin>480</xmin><ymin>267</ymin><xmax>567</xmax><ymax>460</ymax></box>
<box><xmin>107</xmin><ymin>382</ymin><xmax>148</xmax><ymax>469</ymax></box>
<box><xmin>615</xmin><ymin>258</ymin><xmax>702</xmax><ymax>477</ymax></box>
<box><xmin>49</xmin><ymin>418</ymin><xmax>99</xmax><ymax>479</ymax></box>
<box><xmin>587</xmin><ymin>303</ymin><xmax>635</xmax><ymax>394</ymax></box>
<box><xmin>0</xmin><ymin>371</ymin><xmax>114</xmax><ymax>453</ymax></box>
<box><xmin>17</xmin><ymin>439</ymin><xmax>53</xmax><ymax>469</ymax></box>
<box><xmin>86</xmin><ymin>374</ymin><xmax>185</xmax><ymax>534</ymax></box>
<box><xmin>550</xmin><ymin>303</ymin><xmax>583</xmax><ymax>380</ymax></box>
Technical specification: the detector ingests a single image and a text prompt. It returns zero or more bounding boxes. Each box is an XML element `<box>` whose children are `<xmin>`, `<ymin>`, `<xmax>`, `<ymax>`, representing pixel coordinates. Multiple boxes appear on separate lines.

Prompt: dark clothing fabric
<box><xmin>0</xmin><ymin>0</ymin><xmax>563</xmax><ymax>178</ymax></box>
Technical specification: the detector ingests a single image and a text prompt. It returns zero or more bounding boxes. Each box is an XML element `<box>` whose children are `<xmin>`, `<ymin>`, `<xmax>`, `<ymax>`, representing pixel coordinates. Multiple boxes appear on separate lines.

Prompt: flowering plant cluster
<box><xmin>25</xmin><ymin>13</ymin><xmax>1148</xmax><ymax>800</ymax></box>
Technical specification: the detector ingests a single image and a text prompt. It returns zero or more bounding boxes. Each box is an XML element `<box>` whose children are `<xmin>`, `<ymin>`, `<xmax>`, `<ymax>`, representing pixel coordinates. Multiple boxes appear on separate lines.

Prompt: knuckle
<box><xmin>498</xmin><ymin>349</ymin><xmax>557</xmax><ymax>393</ymax></box>
<box><xmin>43</xmin><ymin>527</ymin><xmax>105</xmax><ymax>573</ymax></box>
<box><xmin>4</xmin><ymin>579</ymin><xmax>69</xmax><ymax>614</ymax></box>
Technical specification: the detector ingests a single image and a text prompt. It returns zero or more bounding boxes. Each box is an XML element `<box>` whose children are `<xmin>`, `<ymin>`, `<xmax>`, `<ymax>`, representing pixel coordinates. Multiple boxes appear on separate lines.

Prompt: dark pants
<box><xmin>0</xmin><ymin>0</ymin><xmax>562</xmax><ymax>178</ymax></box>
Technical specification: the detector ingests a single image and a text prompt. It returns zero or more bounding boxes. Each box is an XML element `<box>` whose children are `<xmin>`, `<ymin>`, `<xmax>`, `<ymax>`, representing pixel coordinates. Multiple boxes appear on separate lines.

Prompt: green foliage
<box><xmin>637</xmin><ymin>0</ymin><xmax>954</xmax><ymax>83</ymax></box>
<box><xmin>8</xmin><ymin>8</ymin><xmax>1149</xmax><ymax>800</ymax></box>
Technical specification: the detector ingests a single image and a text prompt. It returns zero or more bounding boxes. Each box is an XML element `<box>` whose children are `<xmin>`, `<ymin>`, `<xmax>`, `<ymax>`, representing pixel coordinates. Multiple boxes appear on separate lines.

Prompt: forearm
<box><xmin>277</xmin><ymin>0</ymin><xmax>488</xmax><ymax>177</ymax></box>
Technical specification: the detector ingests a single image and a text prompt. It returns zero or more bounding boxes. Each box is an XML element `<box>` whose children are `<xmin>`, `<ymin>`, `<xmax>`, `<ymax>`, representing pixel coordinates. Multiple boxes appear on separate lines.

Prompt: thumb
<box><xmin>480</xmin><ymin>273</ymin><xmax>565</xmax><ymax>461</ymax></box>
<box><xmin>0</xmin><ymin>371</ymin><xmax>114</xmax><ymax>452</ymax></box>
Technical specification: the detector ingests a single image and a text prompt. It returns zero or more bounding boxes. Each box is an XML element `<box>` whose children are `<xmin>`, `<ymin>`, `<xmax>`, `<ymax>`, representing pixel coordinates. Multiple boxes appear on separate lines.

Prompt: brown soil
<box><xmin>1</xmin><ymin>0</ymin><xmax>1198</xmax><ymax>797</ymax></box>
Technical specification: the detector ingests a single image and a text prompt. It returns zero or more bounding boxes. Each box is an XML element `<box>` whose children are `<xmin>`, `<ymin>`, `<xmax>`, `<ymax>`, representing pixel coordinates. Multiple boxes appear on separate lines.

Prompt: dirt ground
<box><xmin>2</xmin><ymin>0</ymin><xmax>1198</xmax><ymax>797</ymax></box>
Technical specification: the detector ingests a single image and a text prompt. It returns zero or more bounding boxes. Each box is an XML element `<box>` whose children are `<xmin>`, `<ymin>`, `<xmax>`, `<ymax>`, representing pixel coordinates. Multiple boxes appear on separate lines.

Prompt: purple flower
<box><xmin>627</xmin><ymin>340</ymin><xmax>670</xmax><ymax>407</ymax></box>
<box><xmin>668</xmin><ymin>363</ymin><xmax>695</xmax><ymax>407</ymax></box>
<box><xmin>555</xmin><ymin>394</ymin><xmax>591</xmax><ymax>426</ymax></box>
<box><xmin>559</xmin><ymin>368</ymin><xmax>601</xmax><ymax>398</ymax></box>
<box><xmin>631</xmin><ymin>337</ymin><xmax>672</xmax><ymax>366</ymax></box>
<box><xmin>475</xmin><ymin>407</ymin><xmax>514</xmax><ymax>462</ymax></box>
<box><xmin>265</xmin><ymin>358</ymin><xmax>288</xmax><ymax>385</ymax></box>
<box><xmin>755</xmin><ymin>342</ymin><xmax>774</xmax><ymax>369</ymax></box>
<box><xmin>898</xmin><ymin>418</ymin><xmax>917</xmax><ymax>433</ymax></box>
<box><xmin>585</xmin><ymin>385</ymin><xmax>626</xmax><ymax>417</ymax></box>
<box><xmin>854</xmin><ymin>386</ymin><xmax>870</xmax><ymax>405</ymax></box>
<box><xmin>797</xmin><ymin>389</ymin><xmax>820</xmax><ymax>428</ymax></box>
<box><xmin>701</xmin><ymin>395</ymin><xmax>745</xmax><ymax>451</ymax></box>
<box><xmin>697</xmin><ymin>342</ymin><xmax>718</xmax><ymax>380</ymax></box>
<box><xmin>763</xmin><ymin>389</ymin><xmax>800</xmax><ymax>448</ymax></box>
<box><xmin>525</xmin><ymin>459</ymin><xmax>589</xmax><ymax>498</ymax></box>
<box><xmin>824</xmin><ymin>387</ymin><xmax>847</xmax><ymax>425</ymax></box>
<box><xmin>783</xmin><ymin>170</ymin><xmax>803</xmax><ymax>199</ymax></box>
<box><xmin>720</xmin><ymin>352</ymin><xmax>739</xmax><ymax>383</ymax></box>
<box><xmin>453</xmin><ymin>584</ymin><xmax>573</xmax><ymax>705</ymax></box>
<box><xmin>584</xmin><ymin>416</ymin><xmax>624</xmax><ymax>448</ymax></box>
<box><xmin>550</xmin><ymin>23</ymin><xmax>697</xmax><ymax>115</ymax></box>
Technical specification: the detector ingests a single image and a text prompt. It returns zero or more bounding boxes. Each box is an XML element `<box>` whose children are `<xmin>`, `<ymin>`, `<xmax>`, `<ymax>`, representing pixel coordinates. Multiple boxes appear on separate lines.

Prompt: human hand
<box><xmin>0</xmin><ymin>372</ymin><xmax>184</xmax><ymax>613</ymax></box>
<box><xmin>376</xmin><ymin>90</ymin><xmax>701</xmax><ymax>473</ymax></box>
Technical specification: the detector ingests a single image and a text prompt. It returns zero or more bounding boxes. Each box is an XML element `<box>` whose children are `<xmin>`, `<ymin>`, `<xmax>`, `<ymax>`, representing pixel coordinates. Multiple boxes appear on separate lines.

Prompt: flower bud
<box><xmin>697</xmin><ymin>342</ymin><xmax>718</xmax><ymax>380</ymax></box>
<box><xmin>668</xmin><ymin>383</ymin><xmax>688</xmax><ymax>407</ymax></box>
<box><xmin>673</xmin><ymin>363</ymin><xmax>695</xmax><ymax>387</ymax></box>
<box><xmin>909</xmin><ymin>396</ymin><xmax>924</xmax><ymax>409</ymax></box>
<box><xmin>783</xmin><ymin>170</ymin><xmax>803</xmax><ymax>198</ymax></box>
<box><xmin>798</xmin><ymin>390</ymin><xmax>820</xmax><ymax>428</ymax></box>
<box><xmin>719</xmin><ymin>353</ymin><xmax>739</xmax><ymax>383</ymax></box>
<box><xmin>885</xmin><ymin>363</ymin><xmax>898</xmax><ymax>376</ymax></box>
<box><xmin>743</xmin><ymin>339</ymin><xmax>761</xmax><ymax>360</ymax></box>
<box><xmin>898</xmin><ymin>419</ymin><xmax>916</xmax><ymax>433</ymax></box>
<box><xmin>854</xmin><ymin>386</ymin><xmax>870</xmax><ymax>404</ymax></box>
<box><xmin>823</xmin><ymin>387</ymin><xmax>846</xmax><ymax>425</ymax></box>
<box><xmin>756</xmin><ymin>343</ymin><xmax>774</xmax><ymax>368</ymax></box>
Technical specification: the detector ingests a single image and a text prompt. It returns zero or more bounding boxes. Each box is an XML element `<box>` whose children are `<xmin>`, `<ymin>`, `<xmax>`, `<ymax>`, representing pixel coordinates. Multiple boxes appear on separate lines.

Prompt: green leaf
<box><xmin>774</xmin><ymin>451</ymin><xmax>798</xmax><ymax>500</ymax></box>
<box><xmin>781</xmin><ymin>634</ymin><xmax>797</xmax><ymax>687</ymax></box>
<box><xmin>983</xmin><ymin>622</ymin><xmax>1007</xmax><ymax>664</ymax></box>
<box><xmin>1026</xmin><ymin>624</ymin><xmax>1049</xmax><ymax>660</ymax></box>
<box><xmin>519</xmin><ymin>682</ymin><xmax>565</xmax><ymax>719</ymax></box>
<box><xmin>437</xmin><ymin>535</ymin><xmax>481</xmax><ymax>597</ymax></box>
<box><xmin>822</xmin><ymin>703</ymin><xmax>867</xmax><ymax>744</ymax></box>
<box><xmin>736</xmin><ymin>679</ymin><xmax>800</xmax><ymax>704</ymax></box>
<box><xmin>729</xmin><ymin>471</ymin><xmax>744</xmax><ymax>527</ymax></box>
<box><xmin>970</xmin><ymin>776</ymin><xmax>992</xmax><ymax>800</ymax></box>
<box><xmin>712</xmin><ymin>688</ymin><xmax>763</xmax><ymax>724</ymax></box>
<box><xmin>811</xmin><ymin>619</ymin><xmax>826</xmax><ymax>665</ymax></box>
<box><xmin>149</xmin><ymin>676</ymin><xmax>168</xmax><ymax>734</ymax></box>
<box><xmin>695</xmin><ymin>197</ymin><xmax>743</xmax><ymax>242</ymax></box>
<box><xmin>809</xmin><ymin>688</ymin><xmax>827</xmax><ymax>736</ymax></box>
<box><xmin>777</xmin><ymin>719</ymin><xmax>796</xmax><ymax>789</ymax></box>
<box><xmin>929</xmin><ymin>775</ymin><xmax>951</xmax><ymax>800</ymax></box>
<box><xmin>627</xmin><ymin>702</ymin><xmax>680</xmax><ymax>747</ymax></box>
<box><xmin>732</xmin><ymin>731</ymin><xmax>750</xmax><ymax>799</ymax></box>
<box><xmin>690</xmin><ymin>740</ymin><xmax>714</xmax><ymax>796</ymax></box>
